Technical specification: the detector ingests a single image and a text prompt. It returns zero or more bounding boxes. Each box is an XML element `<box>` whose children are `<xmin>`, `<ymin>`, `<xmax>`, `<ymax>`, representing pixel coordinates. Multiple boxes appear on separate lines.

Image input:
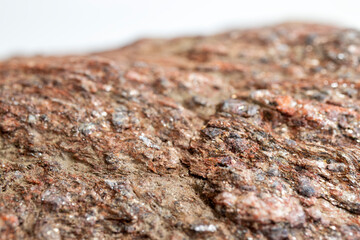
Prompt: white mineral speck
<box><xmin>28</xmin><ymin>115</ymin><xmax>37</xmax><ymax>124</ymax></box>
<box><xmin>193</xmin><ymin>224</ymin><xmax>217</xmax><ymax>232</ymax></box>
<box><xmin>104</xmin><ymin>85</ymin><xmax>112</xmax><ymax>92</ymax></box>
<box><xmin>79</xmin><ymin>123</ymin><xmax>96</xmax><ymax>136</ymax></box>
<box><xmin>105</xmin><ymin>179</ymin><xmax>117</xmax><ymax>190</ymax></box>
<box><xmin>331</xmin><ymin>82</ymin><xmax>338</xmax><ymax>88</ymax></box>
<box><xmin>139</xmin><ymin>133</ymin><xmax>160</xmax><ymax>149</ymax></box>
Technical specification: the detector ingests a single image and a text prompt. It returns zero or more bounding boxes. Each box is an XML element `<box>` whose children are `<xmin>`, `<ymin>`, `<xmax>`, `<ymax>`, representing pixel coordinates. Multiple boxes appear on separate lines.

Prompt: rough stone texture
<box><xmin>1</xmin><ymin>23</ymin><xmax>360</xmax><ymax>239</ymax></box>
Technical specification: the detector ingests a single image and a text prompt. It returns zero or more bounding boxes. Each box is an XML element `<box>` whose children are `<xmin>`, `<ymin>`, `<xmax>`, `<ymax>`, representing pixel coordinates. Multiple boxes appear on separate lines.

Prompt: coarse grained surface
<box><xmin>1</xmin><ymin>23</ymin><xmax>360</xmax><ymax>239</ymax></box>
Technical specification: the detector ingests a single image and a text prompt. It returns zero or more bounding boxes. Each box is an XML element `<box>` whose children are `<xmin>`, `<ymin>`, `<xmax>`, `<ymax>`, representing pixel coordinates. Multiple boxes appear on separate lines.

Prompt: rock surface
<box><xmin>1</xmin><ymin>23</ymin><xmax>360</xmax><ymax>239</ymax></box>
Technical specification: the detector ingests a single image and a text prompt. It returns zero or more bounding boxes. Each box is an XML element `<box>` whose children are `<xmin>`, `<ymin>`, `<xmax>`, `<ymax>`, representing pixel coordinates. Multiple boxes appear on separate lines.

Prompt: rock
<box><xmin>1</xmin><ymin>23</ymin><xmax>360</xmax><ymax>240</ymax></box>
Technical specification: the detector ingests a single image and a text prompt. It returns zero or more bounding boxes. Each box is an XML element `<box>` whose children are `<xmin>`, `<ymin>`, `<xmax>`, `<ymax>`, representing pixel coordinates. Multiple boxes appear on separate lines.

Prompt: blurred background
<box><xmin>0</xmin><ymin>0</ymin><xmax>358</xmax><ymax>59</ymax></box>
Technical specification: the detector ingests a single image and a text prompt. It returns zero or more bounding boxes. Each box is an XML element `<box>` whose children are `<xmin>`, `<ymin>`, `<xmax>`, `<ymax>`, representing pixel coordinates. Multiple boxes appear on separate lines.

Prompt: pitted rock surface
<box><xmin>1</xmin><ymin>23</ymin><xmax>360</xmax><ymax>239</ymax></box>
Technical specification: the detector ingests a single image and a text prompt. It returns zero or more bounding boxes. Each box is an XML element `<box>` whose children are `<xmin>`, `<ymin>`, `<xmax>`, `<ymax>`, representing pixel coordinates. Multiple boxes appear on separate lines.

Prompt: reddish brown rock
<box><xmin>1</xmin><ymin>23</ymin><xmax>360</xmax><ymax>239</ymax></box>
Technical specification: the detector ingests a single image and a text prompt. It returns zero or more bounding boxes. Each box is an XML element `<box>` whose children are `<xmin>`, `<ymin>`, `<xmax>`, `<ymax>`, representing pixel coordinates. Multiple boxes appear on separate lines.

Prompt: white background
<box><xmin>0</xmin><ymin>0</ymin><xmax>358</xmax><ymax>59</ymax></box>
